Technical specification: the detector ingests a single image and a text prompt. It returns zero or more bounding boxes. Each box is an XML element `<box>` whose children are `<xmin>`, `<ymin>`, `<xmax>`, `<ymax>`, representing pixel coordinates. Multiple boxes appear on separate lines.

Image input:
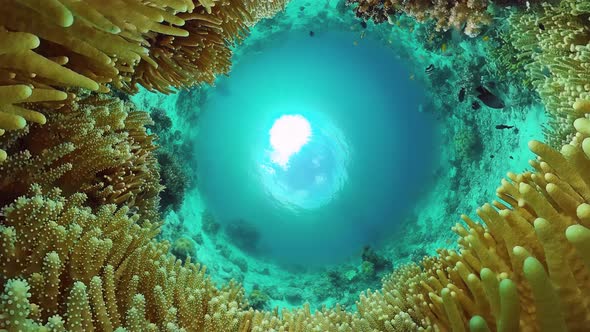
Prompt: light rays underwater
<box><xmin>194</xmin><ymin>30</ymin><xmax>439</xmax><ymax>266</ymax></box>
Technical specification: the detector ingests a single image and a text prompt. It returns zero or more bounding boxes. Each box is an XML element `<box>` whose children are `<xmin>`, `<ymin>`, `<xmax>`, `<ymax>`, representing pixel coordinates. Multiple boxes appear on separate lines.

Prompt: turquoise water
<box><xmin>195</xmin><ymin>30</ymin><xmax>439</xmax><ymax>266</ymax></box>
<box><xmin>129</xmin><ymin>0</ymin><xmax>546</xmax><ymax>309</ymax></box>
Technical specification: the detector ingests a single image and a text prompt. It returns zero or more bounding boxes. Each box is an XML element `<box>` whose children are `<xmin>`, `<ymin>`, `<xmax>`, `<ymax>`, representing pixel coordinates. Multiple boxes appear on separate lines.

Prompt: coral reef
<box><xmin>1</xmin><ymin>0</ymin><xmax>590</xmax><ymax>331</ymax></box>
<box><xmin>4</xmin><ymin>98</ymin><xmax>590</xmax><ymax>330</ymax></box>
<box><xmin>361</xmin><ymin>245</ymin><xmax>392</xmax><ymax>273</ymax></box>
<box><xmin>225</xmin><ymin>219</ymin><xmax>262</xmax><ymax>253</ymax></box>
<box><xmin>454</xmin><ymin>125</ymin><xmax>483</xmax><ymax>161</ymax></box>
<box><xmin>157</xmin><ymin>150</ymin><xmax>189</xmax><ymax>213</ymax></box>
<box><xmin>0</xmin><ymin>92</ymin><xmax>162</xmax><ymax>220</ymax></box>
<box><xmin>0</xmin><ymin>185</ymin><xmax>247</xmax><ymax>331</ymax></box>
<box><xmin>171</xmin><ymin>236</ymin><xmax>198</xmax><ymax>262</ymax></box>
<box><xmin>507</xmin><ymin>0</ymin><xmax>590</xmax><ymax>147</ymax></box>
<box><xmin>0</xmin><ymin>0</ymin><xmax>288</xmax><ymax>158</ymax></box>
<box><xmin>201</xmin><ymin>208</ymin><xmax>221</xmax><ymax>235</ymax></box>
<box><xmin>247</xmin><ymin>288</ymin><xmax>271</xmax><ymax>310</ymax></box>
<box><xmin>346</xmin><ymin>0</ymin><xmax>493</xmax><ymax>37</ymax></box>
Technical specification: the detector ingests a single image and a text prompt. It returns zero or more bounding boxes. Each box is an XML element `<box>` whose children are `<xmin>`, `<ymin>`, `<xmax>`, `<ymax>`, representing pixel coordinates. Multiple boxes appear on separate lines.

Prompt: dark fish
<box><xmin>476</xmin><ymin>85</ymin><xmax>505</xmax><ymax>109</ymax></box>
<box><xmin>300</xmin><ymin>6</ymin><xmax>305</xmax><ymax>11</ymax></box>
<box><xmin>490</xmin><ymin>154</ymin><xmax>495</xmax><ymax>159</ymax></box>
<box><xmin>425</xmin><ymin>64</ymin><xmax>434</xmax><ymax>74</ymax></box>
<box><xmin>458</xmin><ymin>87</ymin><xmax>466</xmax><ymax>102</ymax></box>
<box><xmin>538</xmin><ymin>23</ymin><xmax>545</xmax><ymax>30</ymax></box>
<box><xmin>495</xmin><ymin>124</ymin><xmax>514</xmax><ymax>130</ymax></box>
<box><xmin>360</xmin><ymin>21</ymin><xmax>367</xmax><ymax>29</ymax></box>
<box><xmin>510</xmin><ymin>156</ymin><xmax>514</xmax><ymax>159</ymax></box>
<box><xmin>309</xmin><ymin>31</ymin><xmax>314</xmax><ymax>37</ymax></box>
<box><xmin>472</xmin><ymin>101</ymin><xmax>481</xmax><ymax>110</ymax></box>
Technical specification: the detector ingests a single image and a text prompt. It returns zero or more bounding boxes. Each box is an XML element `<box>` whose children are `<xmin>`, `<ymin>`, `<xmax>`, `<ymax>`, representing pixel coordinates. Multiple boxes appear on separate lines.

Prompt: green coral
<box><xmin>170</xmin><ymin>237</ymin><xmax>197</xmax><ymax>262</ymax></box>
<box><xmin>247</xmin><ymin>288</ymin><xmax>270</xmax><ymax>310</ymax></box>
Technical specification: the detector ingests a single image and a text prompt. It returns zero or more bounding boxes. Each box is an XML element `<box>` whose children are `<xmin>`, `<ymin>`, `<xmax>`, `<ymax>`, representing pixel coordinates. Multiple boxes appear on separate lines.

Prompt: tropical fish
<box><xmin>495</xmin><ymin>124</ymin><xmax>515</xmax><ymax>130</ymax></box>
<box><xmin>458</xmin><ymin>87</ymin><xmax>466</xmax><ymax>102</ymax></box>
<box><xmin>441</xmin><ymin>43</ymin><xmax>447</xmax><ymax>53</ymax></box>
<box><xmin>309</xmin><ymin>31</ymin><xmax>314</xmax><ymax>37</ymax></box>
<box><xmin>472</xmin><ymin>101</ymin><xmax>481</xmax><ymax>110</ymax></box>
<box><xmin>538</xmin><ymin>23</ymin><xmax>545</xmax><ymax>30</ymax></box>
<box><xmin>353</xmin><ymin>40</ymin><xmax>358</xmax><ymax>46</ymax></box>
<box><xmin>482</xmin><ymin>36</ymin><xmax>489</xmax><ymax>42</ymax></box>
<box><xmin>476</xmin><ymin>85</ymin><xmax>505</xmax><ymax>109</ymax></box>
<box><xmin>360</xmin><ymin>21</ymin><xmax>367</xmax><ymax>29</ymax></box>
<box><xmin>425</xmin><ymin>64</ymin><xmax>434</xmax><ymax>74</ymax></box>
<box><xmin>409</xmin><ymin>74</ymin><xmax>415</xmax><ymax>80</ymax></box>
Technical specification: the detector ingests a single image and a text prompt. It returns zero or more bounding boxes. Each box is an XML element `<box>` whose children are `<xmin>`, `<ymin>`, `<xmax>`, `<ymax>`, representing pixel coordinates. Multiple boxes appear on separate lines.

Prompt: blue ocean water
<box><xmin>195</xmin><ymin>30</ymin><xmax>440</xmax><ymax>266</ymax></box>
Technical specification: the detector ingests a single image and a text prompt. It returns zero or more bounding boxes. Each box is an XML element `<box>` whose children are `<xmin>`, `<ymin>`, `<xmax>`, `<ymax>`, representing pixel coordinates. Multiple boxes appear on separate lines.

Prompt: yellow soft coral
<box><xmin>0</xmin><ymin>92</ymin><xmax>162</xmax><ymax>219</ymax></box>
<box><xmin>508</xmin><ymin>0</ymin><xmax>590</xmax><ymax>147</ymax></box>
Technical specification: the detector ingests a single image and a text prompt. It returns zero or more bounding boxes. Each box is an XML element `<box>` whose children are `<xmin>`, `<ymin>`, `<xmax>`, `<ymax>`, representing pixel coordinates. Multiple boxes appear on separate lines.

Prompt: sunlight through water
<box><xmin>259</xmin><ymin>113</ymin><xmax>350</xmax><ymax>211</ymax></box>
<box><xmin>269</xmin><ymin>114</ymin><xmax>312</xmax><ymax>168</ymax></box>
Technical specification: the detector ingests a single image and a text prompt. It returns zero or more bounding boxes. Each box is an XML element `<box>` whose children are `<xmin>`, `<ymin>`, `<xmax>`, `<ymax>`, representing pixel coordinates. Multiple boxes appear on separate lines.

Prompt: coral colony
<box><xmin>1</xmin><ymin>0</ymin><xmax>590</xmax><ymax>331</ymax></box>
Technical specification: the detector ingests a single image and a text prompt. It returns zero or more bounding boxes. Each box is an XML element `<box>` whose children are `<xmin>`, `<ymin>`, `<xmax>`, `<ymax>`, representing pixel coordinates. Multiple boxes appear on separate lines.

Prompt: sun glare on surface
<box><xmin>269</xmin><ymin>114</ymin><xmax>312</xmax><ymax>168</ymax></box>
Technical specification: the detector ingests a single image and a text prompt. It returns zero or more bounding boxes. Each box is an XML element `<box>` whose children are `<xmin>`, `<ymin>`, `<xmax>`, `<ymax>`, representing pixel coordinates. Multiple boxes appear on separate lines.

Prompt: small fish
<box><xmin>538</xmin><ymin>23</ymin><xmax>545</xmax><ymax>30</ymax></box>
<box><xmin>309</xmin><ymin>31</ymin><xmax>314</xmax><ymax>37</ymax></box>
<box><xmin>510</xmin><ymin>156</ymin><xmax>514</xmax><ymax>159</ymax></box>
<box><xmin>425</xmin><ymin>64</ymin><xmax>434</xmax><ymax>74</ymax></box>
<box><xmin>472</xmin><ymin>101</ymin><xmax>481</xmax><ymax>110</ymax></box>
<box><xmin>490</xmin><ymin>154</ymin><xmax>495</xmax><ymax>159</ymax></box>
<box><xmin>409</xmin><ymin>74</ymin><xmax>415</xmax><ymax>80</ymax></box>
<box><xmin>482</xmin><ymin>36</ymin><xmax>489</xmax><ymax>42</ymax></box>
<box><xmin>458</xmin><ymin>87</ymin><xmax>466</xmax><ymax>102</ymax></box>
<box><xmin>476</xmin><ymin>85</ymin><xmax>505</xmax><ymax>109</ymax></box>
<box><xmin>441</xmin><ymin>43</ymin><xmax>447</xmax><ymax>53</ymax></box>
<box><xmin>353</xmin><ymin>40</ymin><xmax>358</xmax><ymax>46</ymax></box>
<box><xmin>360</xmin><ymin>31</ymin><xmax>366</xmax><ymax>39</ymax></box>
<box><xmin>300</xmin><ymin>6</ymin><xmax>305</xmax><ymax>11</ymax></box>
<box><xmin>360</xmin><ymin>21</ymin><xmax>367</xmax><ymax>29</ymax></box>
<box><xmin>495</xmin><ymin>124</ymin><xmax>515</xmax><ymax>130</ymax></box>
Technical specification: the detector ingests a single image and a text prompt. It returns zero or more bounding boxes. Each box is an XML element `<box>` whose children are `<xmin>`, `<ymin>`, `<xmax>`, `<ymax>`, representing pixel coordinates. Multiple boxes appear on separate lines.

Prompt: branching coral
<box><xmin>0</xmin><ymin>185</ymin><xmax>248</xmax><ymax>331</ymax></box>
<box><xmin>346</xmin><ymin>0</ymin><xmax>493</xmax><ymax>37</ymax></box>
<box><xmin>0</xmin><ymin>92</ymin><xmax>163</xmax><ymax>220</ymax></box>
<box><xmin>508</xmin><ymin>0</ymin><xmax>590</xmax><ymax>147</ymax></box>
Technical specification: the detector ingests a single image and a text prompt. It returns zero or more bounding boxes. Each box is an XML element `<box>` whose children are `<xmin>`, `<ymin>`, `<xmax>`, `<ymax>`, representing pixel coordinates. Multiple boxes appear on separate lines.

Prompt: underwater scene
<box><xmin>0</xmin><ymin>0</ymin><xmax>589</xmax><ymax>331</ymax></box>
